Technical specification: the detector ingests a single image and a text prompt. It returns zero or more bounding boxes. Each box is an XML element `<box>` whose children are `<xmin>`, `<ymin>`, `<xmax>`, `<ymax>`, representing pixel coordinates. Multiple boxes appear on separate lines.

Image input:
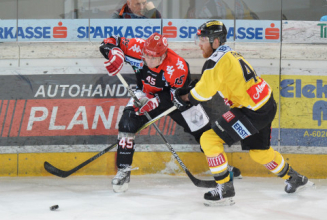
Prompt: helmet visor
<box><xmin>142</xmin><ymin>53</ymin><xmax>164</xmax><ymax>68</ymax></box>
<box><xmin>194</xmin><ymin>35</ymin><xmax>210</xmax><ymax>46</ymax></box>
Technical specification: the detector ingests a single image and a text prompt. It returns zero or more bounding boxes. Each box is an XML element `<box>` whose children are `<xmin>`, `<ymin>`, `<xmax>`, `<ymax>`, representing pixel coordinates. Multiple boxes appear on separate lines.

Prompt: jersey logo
<box><xmin>217</xmin><ymin>45</ymin><xmax>232</xmax><ymax>52</ymax></box>
<box><xmin>222</xmin><ymin>111</ymin><xmax>235</xmax><ymax>122</ymax></box>
<box><xmin>125</xmin><ymin>56</ymin><xmax>144</xmax><ymax>69</ymax></box>
<box><xmin>129</xmin><ymin>44</ymin><xmax>142</xmax><ymax>53</ymax></box>
<box><xmin>247</xmin><ymin>80</ymin><xmax>269</xmax><ymax>104</ymax></box>
<box><xmin>135</xmin><ymin>38</ymin><xmax>145</xmax><ymax>43</ymax></box>
<box><xmin>214</xmin><ymin>121</ymin><xmax>225</xmax><ymax>132</ymax></box>
<box><xmin>147</xmin><ymin>70</ymin><xmax>157</xmax><ymax>77</ymax></box>
<box><xmin>176</xmin><ymin>58</ymin><xmax>186</xmax><ymax>71</ymax></box>
<box><xmin>166</xmin><ymin>66</ymin><xmax>175</xmax><ymax>78</ymax></box>
<box><xmin>232</xmin><ymin>120</ymin><xmax>251</xmax><ymax>139</ymax></box>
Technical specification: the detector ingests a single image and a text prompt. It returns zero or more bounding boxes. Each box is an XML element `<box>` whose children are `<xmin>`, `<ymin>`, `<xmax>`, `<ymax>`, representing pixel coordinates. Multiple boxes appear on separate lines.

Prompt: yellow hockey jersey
<box><xmin>190</xmin><ymin>45</ymin><xmax>271</xmax><ymax>111</ymax></box>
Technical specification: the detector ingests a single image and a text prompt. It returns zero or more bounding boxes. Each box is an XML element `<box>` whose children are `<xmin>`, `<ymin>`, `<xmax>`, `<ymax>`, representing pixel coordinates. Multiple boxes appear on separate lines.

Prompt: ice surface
<box><xmin>0</xmin><ymin>175</ymin><xmax>325</xmax><ymax>220</ymax></box>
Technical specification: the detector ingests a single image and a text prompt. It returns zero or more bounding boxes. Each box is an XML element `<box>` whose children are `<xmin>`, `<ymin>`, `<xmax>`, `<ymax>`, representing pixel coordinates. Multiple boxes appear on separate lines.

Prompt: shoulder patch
<box><xmin>217</xmin><ymin>45</ymin><xmax>232</xmax><ymax>52</ymax></box>
<box><xmin>208</xmin><ymin>51</ymin><xmax>225</xmax><ymax>63</ymax></box>
<box><xmin>208</xmin><ymin>45</ymin><xmax>233</xmax><ymax>63</ymax></box>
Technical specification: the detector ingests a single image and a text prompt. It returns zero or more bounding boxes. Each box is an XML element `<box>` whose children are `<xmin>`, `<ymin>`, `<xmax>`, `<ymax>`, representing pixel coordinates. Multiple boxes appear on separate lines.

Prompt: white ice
<box><xmin>0</xmin><ymin>175</ymin><xmax>325</xmax><ymax>220</ymax></box>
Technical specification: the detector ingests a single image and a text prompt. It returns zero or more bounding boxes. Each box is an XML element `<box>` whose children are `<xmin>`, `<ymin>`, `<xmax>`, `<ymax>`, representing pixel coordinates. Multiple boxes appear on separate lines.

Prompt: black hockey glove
<box><xmin>173</xmin><ymin>87</ymin><xmax>192</xmax><ymax>111</ymax></box>
<box><xmin>188</xmin><ymin>79</ymin><xmax>198</xmax><ymax>89</ymax></box>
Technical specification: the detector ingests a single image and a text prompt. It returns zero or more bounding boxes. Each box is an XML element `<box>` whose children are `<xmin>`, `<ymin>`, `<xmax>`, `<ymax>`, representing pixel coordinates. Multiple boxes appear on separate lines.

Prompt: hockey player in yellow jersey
<box><xmin>173</xmin><ymin>20</ymin><xmax>314</xmax><ymax>206</ymax></box>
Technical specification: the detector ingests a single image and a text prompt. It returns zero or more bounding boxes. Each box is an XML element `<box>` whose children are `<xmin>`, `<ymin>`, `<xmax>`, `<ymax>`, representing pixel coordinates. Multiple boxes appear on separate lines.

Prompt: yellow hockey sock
<box><xmin>249</xmin><ymin>147</ymin><xmax>290</xmax><ymax>179</ymax></box>
<box><xmin>200</xmin><ymin>129</ymin><xmax>230</xmax><ymax>184</ymax></box>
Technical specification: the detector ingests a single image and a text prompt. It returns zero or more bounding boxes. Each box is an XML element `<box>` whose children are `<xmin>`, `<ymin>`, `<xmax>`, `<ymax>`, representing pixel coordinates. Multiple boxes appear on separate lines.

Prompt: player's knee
<box><xmin>118</xmin><ymin>109</ymin><xmax>139</xmax><ymax>133</ymax></box>
<box><xmin>118</xmin><ymin>132</ymin><xmax>135</xmax><ymax>140</ymax></box>
<box><xmin>249</xmin><ymin>147</ymin><xmax>275</xmax><ymax>165</ymax></box>
<box><xmin>200</xmin><ymin>129</ymin><xmax>224</xmax><ymax>156</ymax></box>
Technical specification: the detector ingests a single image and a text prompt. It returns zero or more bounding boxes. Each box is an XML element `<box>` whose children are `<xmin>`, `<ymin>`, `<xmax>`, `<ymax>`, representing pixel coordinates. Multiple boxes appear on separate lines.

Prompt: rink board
<box><xmin>1</xmin><ymin>151</ymin><xmax>327</xmax><ymax>179</ymax></box>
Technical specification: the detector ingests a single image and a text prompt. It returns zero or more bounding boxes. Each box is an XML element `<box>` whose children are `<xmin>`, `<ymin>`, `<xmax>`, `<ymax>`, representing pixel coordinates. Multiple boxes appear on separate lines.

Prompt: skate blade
<box><xmin>113</xmin><ymin>183</ymin><xmax>129</xmax><ymax>193</ymax></box>
<box><xmin>296</xmin><ymin>180</ymin><xmax>315</xmax><ymax>193</ymax></box>
<box><xmin>204</xmin><ymin>197</ymin><xmax>235</xmax><ymax>207</ymax></box>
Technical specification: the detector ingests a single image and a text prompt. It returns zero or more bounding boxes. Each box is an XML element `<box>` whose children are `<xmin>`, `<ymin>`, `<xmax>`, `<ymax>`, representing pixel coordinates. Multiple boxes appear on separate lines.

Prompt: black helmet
<box><xmin>197</xmin><ymin>20</ymin><xmax>227</xmax><ymax>45</ymax></box>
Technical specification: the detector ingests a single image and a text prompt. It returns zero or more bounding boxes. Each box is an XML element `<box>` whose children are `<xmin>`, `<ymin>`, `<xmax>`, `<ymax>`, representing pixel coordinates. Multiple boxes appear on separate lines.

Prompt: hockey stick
<box><xmin>44</xmin><ymin>106</ymin><xmax>177</xmax><ymax>178</ymax></box>
<box><xmin>44</xmin><ymin>143</ymin><xmax>117</xmax><ymax>178</ymax></box>
<box><xmin>116</xmin><ymin>72</ymin><xmax>216</xmax><ymax>188</ymax></box>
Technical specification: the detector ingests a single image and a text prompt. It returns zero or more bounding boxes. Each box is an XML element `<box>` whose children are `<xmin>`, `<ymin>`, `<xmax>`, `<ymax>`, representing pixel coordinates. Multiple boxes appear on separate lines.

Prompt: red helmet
<box><xmin>143</xmin><ymin>33</ymin><xmax>168</xmax><ymax>57</ymax></box>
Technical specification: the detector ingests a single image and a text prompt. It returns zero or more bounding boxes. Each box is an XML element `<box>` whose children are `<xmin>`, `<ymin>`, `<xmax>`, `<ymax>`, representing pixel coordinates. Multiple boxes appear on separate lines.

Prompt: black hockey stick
<box><xmin>116</xmin><ymin>73</ymin><xmax>216</xmax><ymax>188</ymax></box>
<box><xmin>44</xmin><ymin>106</ymin><xmax>177</xmax><ymax>178</ymax></box>
<box><xmin>44</xmin><ymin>143</ymin><xmax>117</xmax><ymax>178</ymax></box>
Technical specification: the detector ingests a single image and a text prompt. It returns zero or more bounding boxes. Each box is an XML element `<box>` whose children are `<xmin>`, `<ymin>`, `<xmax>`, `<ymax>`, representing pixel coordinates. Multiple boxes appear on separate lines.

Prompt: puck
<box><xmin>50</xmin><ymin>205</ymin><xmax>59</xmax><ymax>211</ymax></box>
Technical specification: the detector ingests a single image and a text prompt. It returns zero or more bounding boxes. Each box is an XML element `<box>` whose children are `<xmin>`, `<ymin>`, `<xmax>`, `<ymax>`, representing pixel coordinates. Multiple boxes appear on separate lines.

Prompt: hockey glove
<box><xmin>125</xmin><ymin>90</ymin><xmax>146</xmax><ymax>108</ymax></box>
<box><xmin>134</xmin><ymin>95</ymin><xmax>159</xmax><ymax>115</ymax></box>
<box><xmin>99</xmin><ymin>36</ymin><xmax>120</xmax><ymax>59</ymax></box>
<box><xmin>173</xmin><ymin>87</ymin><xmax>192</xmax><ymax>111</ymax></box>
<box><xmin>104</xmin><ymin>47</ymin><xmax>125</xmax><ymax>76</ymax></box>
<box><xmin>188</xmin><ymin>79</ymin><xmax>199</xmax><ymax>89</ymax></box>
<box><xmin>133</xmin><ymin>92</ymin><xmax>153</xmax><ymax>108</ymax></box>
<box><xmin>139</xmin><ymin>97</ymin><xmax>159</xmax><ymax>115</ymax></box>
<box><xmin>170</xmin><ymin>79</ymin><xmax>198</xmax><ymax>101</ymax></box>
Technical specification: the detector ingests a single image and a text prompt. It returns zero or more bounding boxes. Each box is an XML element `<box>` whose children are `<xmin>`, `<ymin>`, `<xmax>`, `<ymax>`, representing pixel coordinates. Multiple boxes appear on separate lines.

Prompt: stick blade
<box><xmin>44</xmin><ymin>161</ymin><xmax>70</xmax><ymax>178</ymax></box>
<box><xmin>192</xmin><ymin>178</ymin><xmax>217</xmax><ymax>188</ymax></box>
<box><xmin>186</xmin><ymin>170</ymin><xmax>217</xmax><ymax>188</ymax></box>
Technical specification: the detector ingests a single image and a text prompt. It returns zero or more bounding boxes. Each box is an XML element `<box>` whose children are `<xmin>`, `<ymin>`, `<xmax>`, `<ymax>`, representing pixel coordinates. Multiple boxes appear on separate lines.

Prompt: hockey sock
<box><xmin>200</xmin><ymin>129</ymin><xmax>229</xmax><ymax>184</ymax></box>
<box><xmin>207</xmin><ymin>152</ymin><xmax>230</xmax><ymax>184</ymax></box>
<box><xmin>116</xmin><ymin>137</ymin><xmax>135</xmax><ymax>168</ymax></box>
<box><xmin>249</xmin><ymin>147</ymin><xmax>290</xmax><ymax>179</ymax></box>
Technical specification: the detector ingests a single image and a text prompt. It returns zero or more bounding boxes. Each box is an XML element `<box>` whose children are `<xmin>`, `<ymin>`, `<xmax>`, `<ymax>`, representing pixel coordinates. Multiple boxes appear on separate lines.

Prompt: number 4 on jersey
<box><xmin>239</xmin><ymin>59</ymin><xmax>258</xmax><ymax>83</ymax></box>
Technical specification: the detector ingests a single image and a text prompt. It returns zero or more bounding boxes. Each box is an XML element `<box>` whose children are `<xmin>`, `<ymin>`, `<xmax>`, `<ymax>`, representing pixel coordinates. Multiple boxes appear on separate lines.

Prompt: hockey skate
<box><xmin>204</xmin><ymin>181</ymin><xmax>235</xmax><ymax>206</ymax></box>
<box><xmin>284</xmin><ymin>167</ymin><xmax>315</xmax><ymax>193</ymax></box>
<box><xmin>112</xmin><ymin>166</ymin><xmax>138</xmax><ymax>193</ymax></box>
<box><xmin>228</xmin><ymin>165</ymin><xmax>242</xmax><ymax>179</ymax></box>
